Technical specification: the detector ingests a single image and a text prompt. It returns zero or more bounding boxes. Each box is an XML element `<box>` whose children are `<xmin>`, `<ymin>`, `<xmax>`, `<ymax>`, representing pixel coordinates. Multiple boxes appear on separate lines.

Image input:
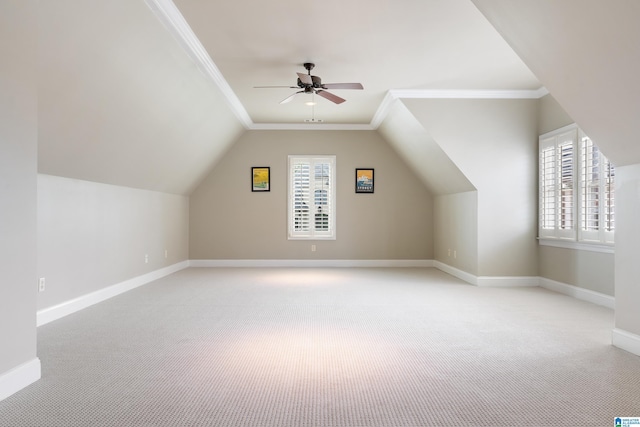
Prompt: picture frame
<box><xmin>251</xmin><ymin>167</ymin><xmax>270</xmax><ymax>192</ymax></box>
<box><xmin>355</xmin><ymin>168</ymin><xmax>374</xmax><ymax>193</ymax></box>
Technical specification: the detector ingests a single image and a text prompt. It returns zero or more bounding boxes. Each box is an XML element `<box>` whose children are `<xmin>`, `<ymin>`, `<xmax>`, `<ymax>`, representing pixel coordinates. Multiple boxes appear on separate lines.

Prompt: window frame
<box><xmin>287</xmin><ymin>155</ymin><xmax>336</xmax><ymax>240</ymax></box>
<box><xmin>538</xmin><ymin>124</ymin><xmax>615</xmax><ymax>248</ymax></box>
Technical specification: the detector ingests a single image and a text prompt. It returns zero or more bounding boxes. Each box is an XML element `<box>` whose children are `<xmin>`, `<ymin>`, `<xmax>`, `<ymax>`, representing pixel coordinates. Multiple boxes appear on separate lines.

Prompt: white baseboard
<box><xmin>434</xmin><ymin>262</ymin><xmax>615</xmax><ymax>308</ymax></box>
<box><xmin>476</xmin><ymin>276</ymin><xmax>540</xmax><ymax>287</ymax></box>
<box><xmin>432</xmin><ymin>261</ymin><xmax>478</xmax><ymax>285</ymax></box>
<box><xmin>0</xmin><ymin>358</ymin><xmax>41</xmax><ymax>402</ymax></box>
<box><xmin>35</xmin><ymin>258</ymin><xmax>617</xmax><ymax>328</ymax></box>
<box><xmin>612</xmin><ymin>328</ymin><xmax>640</xmax><ymax>357</ymax></box>
<box><xmin>37</xmin><ymin>261</ymin><xmax>190</xmax><ymax>326</ymax></box>
<box><xmin>539</xmin><ymin>277</ymin><xmax>615</xmax><ymax>309</ymax></box>
<box><xmin>433</xmin><ymin>261</ymin><xmax>539</xmax><ymax>287</ymax></box>
<box><xmin>189</xmin><ymin>259</ymin><xmax>434</xmax><ymax>268</ymax></box>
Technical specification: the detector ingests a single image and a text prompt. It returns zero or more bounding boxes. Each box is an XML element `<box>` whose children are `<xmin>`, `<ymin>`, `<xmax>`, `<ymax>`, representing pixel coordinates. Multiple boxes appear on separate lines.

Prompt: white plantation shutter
<box><xmin>292</xmin><ymin>161</ymin><xmax>311</xmax><ymax>233</ymax></box>
<box><xmin>539</xmin><ymin>125</ymin><xmax>614</xmax><ymax>246</ymax></box>
<box><xmin>558</xmin><ymin>139</ymin><xmax>575</xmax><ymax>236</ymax></box>
<box><xmin>539</xmin><ymin>139</ymin><xmax>557</xmax><ymax>238</ymax></box>
<box><xmin>288</xmin><ymin>155</ymin><xmax>336</xmax><ymax>239</ymax></box>
<box><xmin>539</xmin><ymin>128</ymin><xmax>577</xmax><ymax>240</ymax></box>
<box><xmin>604</xmin><ymin>156</ymin><xmax>615</xmax><ymax>239</ymax></box>
<box><xmin>579</xmin><ymin>134</ymin><xmax>615</xmax><ymax>243</ymax></box>
<box><xmin>580</xmin><ymin>136</ymin><xmax>599</xmax><ymax>240</ymax></box>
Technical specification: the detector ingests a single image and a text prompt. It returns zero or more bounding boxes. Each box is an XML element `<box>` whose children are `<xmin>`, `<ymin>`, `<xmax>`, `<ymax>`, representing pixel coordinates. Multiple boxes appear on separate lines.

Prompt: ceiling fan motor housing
<box><xmin>300</xmin><ymin>63</ymin><xmax>323</xmax><ymax>88</ymax></box>
<box><xmin>297</xmin><ymin>77</ymin><xmax>323</xmax><ymax>89</ymax></box>
<box><xmin>311</xmin><ymin>75</ymin><xmax>322</xmax><ymax>88</ymax></box>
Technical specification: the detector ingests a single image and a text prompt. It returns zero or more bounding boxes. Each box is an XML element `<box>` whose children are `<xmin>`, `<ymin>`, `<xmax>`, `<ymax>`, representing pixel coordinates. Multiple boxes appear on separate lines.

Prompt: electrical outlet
<box><xmin>454</xmin><ymin>250</ymin><xmax>457</xmax><ymax>259</ymax></box>
<box><xmin>311</xmin><ymin>244</ymin><xmax>316</xmax><ymax>252</ymax></box>
<box><xmin>38</xmin><ymin>278</ymin><xmax>46</xmax><ymax>292</ymax></box>
<box><xmin>164</xmin><ymin>249</ymin><xmax>168</xmax><ymax>259</ymax></box>
<box><xmin>145</xmin><ymin>254</ymin><xmax>149</xmax><ymax>264</ymax></box>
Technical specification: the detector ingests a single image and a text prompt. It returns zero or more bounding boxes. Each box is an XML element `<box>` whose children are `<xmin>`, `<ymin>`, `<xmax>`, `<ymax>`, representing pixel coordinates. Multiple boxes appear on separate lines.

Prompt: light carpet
<box><xmin>0</xmin><ymin>267</ymin><xmax>638</xmax><ymax>426</ymax></box>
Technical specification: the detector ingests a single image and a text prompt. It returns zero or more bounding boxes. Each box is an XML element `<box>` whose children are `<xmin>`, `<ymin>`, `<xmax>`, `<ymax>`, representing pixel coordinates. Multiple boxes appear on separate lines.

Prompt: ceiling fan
<box><xmin>254</xmin><ymin>63</ymin><xmax>363</xmax><ymax>105</ymax></box>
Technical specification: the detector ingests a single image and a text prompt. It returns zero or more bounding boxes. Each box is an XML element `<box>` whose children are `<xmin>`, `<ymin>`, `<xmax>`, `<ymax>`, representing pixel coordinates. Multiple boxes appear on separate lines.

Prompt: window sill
<box><xmin>288</xmin><ymin>236</ymin><xmax>336</xmax><ymax>241</ymax></box>
<box><xmin>538</xmin><ymin>238</ymin><xmax>614</xmax><ymax>254</ymax></box>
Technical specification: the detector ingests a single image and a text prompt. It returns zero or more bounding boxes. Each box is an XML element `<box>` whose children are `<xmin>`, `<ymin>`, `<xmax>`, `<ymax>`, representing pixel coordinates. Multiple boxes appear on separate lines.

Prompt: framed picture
<box><xmin>355</xmin><ymin>168</ymin><xmax>374</xmax><ymax>193</ymax></box>
<box><xmin>252</xmin><ymin>167</ymin><xmax>270</xmax><ymax>192</ymax></box>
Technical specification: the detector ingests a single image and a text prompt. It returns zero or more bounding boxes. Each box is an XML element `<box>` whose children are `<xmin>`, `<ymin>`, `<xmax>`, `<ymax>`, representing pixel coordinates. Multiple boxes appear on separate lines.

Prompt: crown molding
<box><xmin>389</xmin><ymin>87</ymin><xmax>549</xmax><ymax>100</ymax></box>
<box><xmin>370</xmin><ymin>91</ymin><xmax>398</xmax><ymax>129</ymax></box>
<box><xmin>370</xmin><ymin>87</ymin><xmax>548</xmax><ymax>129</ymax></box>
<box><xmin>249</xmin><ymin>123</ymin><xmax>375</xmax><ymax>131</ymax></box>
<box><xmin>145</xmin><ymin>0</ymin><xmax>253</xmax><ymax>128</ymax></box>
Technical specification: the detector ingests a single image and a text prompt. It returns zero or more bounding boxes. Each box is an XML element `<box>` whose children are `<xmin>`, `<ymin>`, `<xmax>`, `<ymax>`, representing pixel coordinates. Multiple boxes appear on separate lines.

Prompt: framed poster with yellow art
<box><xmin>355</xmin><ymin>168</ymin><xmax>374</xmax><ymax>193</ymax></box>
<box><xmin>251</xmin><ymin>167</ymin><xmax>270</xmax><ymax>192</ymax></box>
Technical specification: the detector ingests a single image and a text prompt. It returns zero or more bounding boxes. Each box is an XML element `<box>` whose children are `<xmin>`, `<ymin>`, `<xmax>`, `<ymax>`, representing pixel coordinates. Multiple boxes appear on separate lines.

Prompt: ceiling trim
<box><xmin>390</xmin><ymin>88</ymin><xmax>549</xmax><ymax>99</ymax></box>
<box><xmin>370</xmin><ymin>87</ymin><xmax>549</xmax><ymax>128</ymax></box>
<box><xmin>145</xmin><ymin>0</ymin><xmax>253</xmax><ymax>128</ymax></box>
<box><xmin>250</xmin><ymin>123</ymin><xmax>375</xmax><ymax>131</ymax></box>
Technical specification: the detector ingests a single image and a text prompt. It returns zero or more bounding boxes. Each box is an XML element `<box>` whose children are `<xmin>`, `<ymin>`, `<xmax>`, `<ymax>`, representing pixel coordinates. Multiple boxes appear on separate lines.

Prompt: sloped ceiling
<box><xmin>36</xmin><ymin>0</ymin><xmax>544</xmax><ymax>195</ymax></box>
<box><xmin>472</xmin><ymin>0</ymin><xmax>640</xmax><ymax>167</ymax></box>
<box><xmin>377</xmin><ymin>101</ymin><xmax>475</xmax><ymax>195</ymax></box>
<box><xmin>37</xmin><ymin>0</ymin><xmax>244</xmax><ymax>195</ymax></box>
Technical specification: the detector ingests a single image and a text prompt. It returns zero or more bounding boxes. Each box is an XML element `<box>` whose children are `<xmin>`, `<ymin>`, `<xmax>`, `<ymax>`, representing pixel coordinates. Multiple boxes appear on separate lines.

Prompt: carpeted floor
<box><xmin>1</xmin><ymin>267</ymin><xmax>638</xmax><ymax>426</ymax></box>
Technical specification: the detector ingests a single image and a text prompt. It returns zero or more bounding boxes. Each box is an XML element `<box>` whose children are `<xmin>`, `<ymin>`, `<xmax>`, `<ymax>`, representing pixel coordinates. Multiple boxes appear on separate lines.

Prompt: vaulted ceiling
<box><xmin>36</xmin><ymin>0</ymin><xmax>640</xmax><ymax>195</ymax></box>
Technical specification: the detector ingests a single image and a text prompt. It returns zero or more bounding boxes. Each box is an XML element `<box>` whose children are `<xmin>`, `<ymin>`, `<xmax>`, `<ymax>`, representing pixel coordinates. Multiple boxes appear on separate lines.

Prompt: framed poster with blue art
<box><xmin>355</xmin><ymin>168</ymin><xmax>374</xmax><ymax>193</ymax></box>
<box><xmin>252</xmin><ymin>167</ymin><xmax>270</xmax><ymax>192</ymax></box>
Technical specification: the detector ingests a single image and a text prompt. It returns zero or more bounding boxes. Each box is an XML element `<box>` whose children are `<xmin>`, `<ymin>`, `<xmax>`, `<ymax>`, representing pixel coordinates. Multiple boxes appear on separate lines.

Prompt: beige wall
<box><xmin>37</xmin><ymin>175</ymin><xmax>189</xmax><ymax>311</ymax></box>
<box><xmin>538</xmin><ymin>246</ymin><xmax>614</xmax><ymax>296</ymax></box>
<box><xmin>537</xmin><ymin>94</ymin><xmax>615</xmax><ymax>296</ymax></box>
<box><xmin>0</xmin><ymin>0</ymin><xmax>39</xmax><ymax>385</ymax></box>
<box><xmin>434</xmin><ymin>191</ymin><xmax>478</xmax><ymax>274</ymax></box>
<box><xmin>404</xmin><ymin>98</ymin><xmax>539</xmax><ymax>277</ymax></box>
<box><xmin>190</xmin><ymin>130</ymin><xmax>433</xmax><ymax>260</ymax></box>
<box><xmin>538</xmin><ymin>93</ymin><xmax>573</xmax><ymax>135</ymax></box>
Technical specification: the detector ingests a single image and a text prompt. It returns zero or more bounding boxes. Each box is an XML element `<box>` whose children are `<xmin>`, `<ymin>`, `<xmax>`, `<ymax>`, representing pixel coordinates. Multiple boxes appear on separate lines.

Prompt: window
<box><xmin>539</xmin><ymin>124</ymin><xmax>615</xmax><ymax>246</ymax></box>
<box><xmin>288</xmin><ymin>155</ymin><xmax>336</xmax><ymax>239</ymax></box>
<box><xmin>539</xmin><ymin>128</ymin><xmax>576</xmax><ymax>240</ymax></box>
<box><xmin>579</xmin><ymin>134</ymin><xmax>615</xmax><ymax>244</ymax></box>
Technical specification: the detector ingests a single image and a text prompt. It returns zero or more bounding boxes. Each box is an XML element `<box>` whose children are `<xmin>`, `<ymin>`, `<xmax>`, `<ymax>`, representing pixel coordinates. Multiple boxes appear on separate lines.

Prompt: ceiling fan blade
<box><xmin>297</xmin><ymin>72</ymin><xmax>313</xmax><ymax>85</ymax></box>
<box><xmin>316</xmin><ymin>90</ymin><xmax>346</xmax><ymax>104</ymax></box>
<box><xmin>280</xmin><ymin>91</ymin><xmax>303</xmax><ymax>104</ymax></box>
<box><xmin>254</xmin><ymin>85</ymin><xmax>298</xmax><ymax>88</ymax></box>
<box><xmin>321</xmin><ymin>83</ymin><xmax>364</xmax><ymax>90</ymax></box>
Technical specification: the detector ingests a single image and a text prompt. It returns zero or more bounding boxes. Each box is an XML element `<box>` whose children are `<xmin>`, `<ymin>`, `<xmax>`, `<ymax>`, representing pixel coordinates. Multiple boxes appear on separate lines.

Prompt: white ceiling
<box><xmin>167</xmin><ymin>0</ymin><xmax>542</xmax><ymax>126</ymax></box>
